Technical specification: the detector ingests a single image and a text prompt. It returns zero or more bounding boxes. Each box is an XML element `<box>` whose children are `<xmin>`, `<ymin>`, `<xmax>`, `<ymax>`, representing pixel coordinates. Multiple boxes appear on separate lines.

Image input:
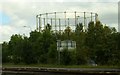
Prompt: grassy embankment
<box><xmin>2</xmin><ymin>63</ymin><xmax>120</xmax><ymax>69</ymax></box>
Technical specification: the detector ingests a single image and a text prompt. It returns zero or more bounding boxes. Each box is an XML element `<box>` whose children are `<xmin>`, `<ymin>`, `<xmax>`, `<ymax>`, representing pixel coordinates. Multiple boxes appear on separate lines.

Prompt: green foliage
<box><xmin>60</xmin><ymin>49</ymin><xmax>72</xmax><ymax>65</ymax></box>
<box><xmin>47</xmin><ymin>43</ymin><xmax>57</xmax><ymax>64</ymax></box>
<box><xmin>8</xmin><ymin>34</ymin><xmax>23</xmax><ymax>64</ymax></box>
<box><xmin>2</xmin><ymin>22</ymin><xmax>120</xmax><ymax>66</ymax></box>
<box><xmin>2</xmin><ymin>42</ymin><xmax>10</xmax><ymax>63</ymax></box>
<box><xmin>22</xmin><ymin>37</ymin><xmax>36</xmax><ymax>64</ymax></box>
<box><xmin>75</xmin><ymin>23</ymin><xmax>83</xmax><ymax>34</ymax></box>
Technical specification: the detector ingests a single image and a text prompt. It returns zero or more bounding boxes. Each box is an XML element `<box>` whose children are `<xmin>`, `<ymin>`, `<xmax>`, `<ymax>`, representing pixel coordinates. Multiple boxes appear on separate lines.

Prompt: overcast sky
<box><xmin>0</xmin><ymin>0</ymin><xmax>119</xmax><ymax>43</ymax></box>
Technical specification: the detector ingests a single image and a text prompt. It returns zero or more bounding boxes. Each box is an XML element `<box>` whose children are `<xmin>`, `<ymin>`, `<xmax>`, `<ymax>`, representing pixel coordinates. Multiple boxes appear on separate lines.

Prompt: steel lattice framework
<box><xmin>36</xmin><ymin>11</ymin><xmax>98</xmax><ymax>32</ymax></box>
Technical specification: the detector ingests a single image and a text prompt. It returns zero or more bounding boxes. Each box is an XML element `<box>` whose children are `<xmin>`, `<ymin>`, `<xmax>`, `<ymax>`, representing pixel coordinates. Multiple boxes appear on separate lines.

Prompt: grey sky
<box><xmin>0</xmin><ymin>0</ymin><xmax>119</xmax><ymax>43</ymax></box>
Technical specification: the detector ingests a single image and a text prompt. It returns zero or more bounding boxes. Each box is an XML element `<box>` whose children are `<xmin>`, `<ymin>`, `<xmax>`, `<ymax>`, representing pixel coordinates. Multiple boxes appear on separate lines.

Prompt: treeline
<box><xmin>2</xmin><ymin>21</ymin><xmax>120</xmax><ymax>65</ymax></box>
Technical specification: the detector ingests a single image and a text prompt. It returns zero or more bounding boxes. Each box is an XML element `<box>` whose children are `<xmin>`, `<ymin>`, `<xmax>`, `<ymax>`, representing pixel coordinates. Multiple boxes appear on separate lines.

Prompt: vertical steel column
<box><xmin>59</xmin><ymin>18</ymin><xmax>61</xmax><ymax>32</ymax></box>
<box><xmin>77</xmin><ymin>16</ymin><xmax>79</xmax><ymax>25</ymax></box>
<box><xmin>51</xmin><ymin>18</ymin><xmax>52</xmax><ymax>30</ymax></box>
<box><xmin>84</xmin><ymin>12</ymin><xmax>86</xmax><ymax>31</ymax></box>
<box><xmin>36</xmin><ymin>15</ymin><xmax>38</xmax><ymax>31</ymax></box>
<box><xmin>39</xmin><ymin>14</ymin><xmax>42</xmax><ymax>32</ymax></box>
<box><xmin>91</xmin><ymin>12</ymin><xmax>92</xmax><ymax>22</ymax></box>
<box><xmin>75</xmin><ymin>11</ymin><xmax>77</xmax><ymax>27</ymax></box>
<box><xmin>38</xmin><ymin>17</ymin><xmax>40</xmax><ymax>32</ymax></box>
<box><xmin>68</xmin><ymin>18</ymin><xmax>69</xmax><ymax>27</ymax></box>
<box><xmin>64</xmin><ymin>11</ymin><xmax>66</xmax><ymax>27</ymax></box>
<box><xmin>46</xmin><ymin>13</ymin><xmax>48</xmax><ymax>24</ymax></box>
<box><xmin>55</xmin><ymin>12</ymin><xmax>57</xmax><ymax>31</ymax></box>
<box><xmin>95</xmin><ymin>13</ymin><xmax>98</xmax><ymax>22</ymax></box>
<box><xmin>43</xmin><ymin>18</ymin><xmax>45</xmax><ymax>29</ymax></box>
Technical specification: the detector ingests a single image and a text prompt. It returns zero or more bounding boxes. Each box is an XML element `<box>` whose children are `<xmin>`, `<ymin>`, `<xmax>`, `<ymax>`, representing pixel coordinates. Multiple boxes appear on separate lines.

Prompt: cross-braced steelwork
<box><xmin>36</xmin><ymin>11</ymin><xmax>98</xmax><ymax>32</ymax></box>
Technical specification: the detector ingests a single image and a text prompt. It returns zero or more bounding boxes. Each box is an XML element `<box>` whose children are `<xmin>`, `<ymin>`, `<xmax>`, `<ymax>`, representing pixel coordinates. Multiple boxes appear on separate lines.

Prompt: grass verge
<box><xmin>2</xmin><ymin>63</ymin><xmax>120</xmax><ymax>69</ymax></box>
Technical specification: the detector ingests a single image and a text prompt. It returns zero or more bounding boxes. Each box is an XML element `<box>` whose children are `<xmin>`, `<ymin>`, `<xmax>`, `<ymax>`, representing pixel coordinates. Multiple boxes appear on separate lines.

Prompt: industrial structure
<box><xmin>36</xmin><ymin>11</ymin><xmax>99</xmax><ymax>52</ymax></box>
<box><xmin>36</xmin><ymin>11</ymin><xmax>99</xmax><ymax>64</ymax></box>
<box><xmin>36</xmin><ymin>11</ymin><xmax>98</xmax><ymax>32</ymax></box>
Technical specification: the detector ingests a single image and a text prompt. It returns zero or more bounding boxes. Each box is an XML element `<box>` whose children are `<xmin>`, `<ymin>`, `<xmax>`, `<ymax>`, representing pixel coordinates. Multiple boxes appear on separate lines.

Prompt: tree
<box><xmin>75</xmin><ymin>23</ymin><xmax>83</xmax><ymax>34</ymax></box>
<box><xmin>22</xmin><ymin>36</ymin><xmax>36</xmax><ymax>64</ymax></box>
<box><xmin>60</xmin><ymin>49</ymin><xmax>71</xmax><ymax>65</ymax></box>
<box><xmin>2</xmin><ymin>42</ymin><xmax>10</xmax><ymax>63</ymax></box>
<box><xmin>86</xmin><ymin>21</ymin><xmax>95</xmax><ymax>49</ymax></box>
<box><xmin>74</xmin><ymin>23</ymin><xmax>88</xmax><ymax>65</ymax></box>
<box><xmin>47</xmin><ymin>43</ymin><xmax>57</xmax><ymax>64</ymax></box>
<box><xmin>29</xmin><ymin>30</ymin><xmax>43</xmax><ymax>63</ymax></box>
<box><xmin>29</xmin><ymin>24</ymin><xmax>57</xmax><ymax>64</ymax></box>
<box><xmin>9</xmin><ymin>34</ymin><xmax>23</xmax><ymax>64</ymax></box>
<box><xmin>2</xmin><ymin>20</ymin><xmax>120</xmax><ymax>66</ymax></box>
